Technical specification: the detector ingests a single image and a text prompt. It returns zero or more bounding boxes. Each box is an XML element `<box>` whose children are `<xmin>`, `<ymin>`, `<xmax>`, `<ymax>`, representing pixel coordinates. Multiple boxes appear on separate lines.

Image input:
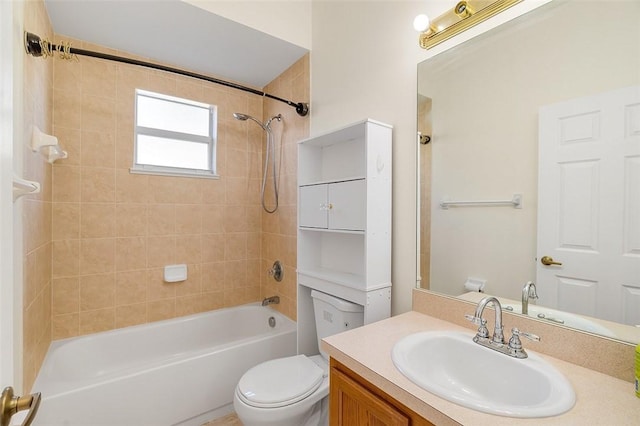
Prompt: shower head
<box><xmin>233</xmin><ymin>112</ymin><xmax>267</xmax><ymax>130</ymax></box>
<box><xmin>233</xmin><ymin>112</ymin><xmax>282</xmax><ymax>131</ymax></box>
<box><xmin>233</xmin><ymin>113</ymin><xmax>250</xmax><ymax>121</ymax></box>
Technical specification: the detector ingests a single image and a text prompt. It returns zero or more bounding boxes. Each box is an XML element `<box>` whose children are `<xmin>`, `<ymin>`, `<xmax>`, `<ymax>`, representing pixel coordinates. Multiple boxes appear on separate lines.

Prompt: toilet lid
<box><xmin>237</xmin><ymin>355</ymin><xmax>324</xmax><ymax>408</ymax></box>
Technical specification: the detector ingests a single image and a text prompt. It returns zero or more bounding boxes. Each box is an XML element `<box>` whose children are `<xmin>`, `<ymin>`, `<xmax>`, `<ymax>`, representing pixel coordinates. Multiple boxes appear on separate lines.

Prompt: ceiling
<box><xmin>44</xmin><ymin>0</ymin><xmax>309</xmax><ymax>88</ymax></box>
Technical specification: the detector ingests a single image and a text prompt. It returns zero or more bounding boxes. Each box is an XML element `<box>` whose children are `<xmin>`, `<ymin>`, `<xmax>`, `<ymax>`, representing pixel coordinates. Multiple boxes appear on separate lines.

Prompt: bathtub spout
<box><xmin>262</xmin><ymin>296</ymin><xmax>280</xmax><ymax>306</ymax></box>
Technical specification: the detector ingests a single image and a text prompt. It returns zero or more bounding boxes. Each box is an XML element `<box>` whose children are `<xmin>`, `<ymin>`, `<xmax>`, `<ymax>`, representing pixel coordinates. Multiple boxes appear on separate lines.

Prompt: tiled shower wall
<box><xmin>50</xmin><ymin>38</ymin><xmax>309</xmax><ymax>338</ymax></box>
<box><xmin>261</xmin><ymin>57</ymin><xmax>309</xmax><ymax>321</ymax></box>
<box><xmin>22</xmin><ymin>0</ymin><xmax>54</xmax><ymax>392</ymax></box>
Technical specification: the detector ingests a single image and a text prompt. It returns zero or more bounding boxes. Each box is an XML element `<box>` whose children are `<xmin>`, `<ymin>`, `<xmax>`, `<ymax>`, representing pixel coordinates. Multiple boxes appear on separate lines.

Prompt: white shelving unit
<box><xmin>297</xmin><ymin>119</ymin><xmax>392</xmax><ymax>355</ymax></box>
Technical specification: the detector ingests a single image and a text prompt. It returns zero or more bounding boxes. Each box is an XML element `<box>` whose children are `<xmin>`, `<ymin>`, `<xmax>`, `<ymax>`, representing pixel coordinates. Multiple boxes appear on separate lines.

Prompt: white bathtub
<box><xmin>32</xmin><ymin>304</ymin><xmax>297</xmax><ymax>426</ymax></box>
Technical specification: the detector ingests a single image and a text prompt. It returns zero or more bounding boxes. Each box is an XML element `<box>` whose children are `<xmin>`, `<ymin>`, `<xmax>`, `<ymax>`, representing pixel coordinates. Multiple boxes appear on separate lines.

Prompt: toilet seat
<box><xmin>237</xmin><ymin>355</ymin><xmax>324</xmax><ymax>409</ymax></box>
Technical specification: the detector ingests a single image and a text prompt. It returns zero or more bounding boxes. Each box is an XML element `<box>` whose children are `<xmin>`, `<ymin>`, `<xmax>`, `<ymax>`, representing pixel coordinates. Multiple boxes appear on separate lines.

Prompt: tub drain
<box><xmin>268</xmin><ymin>316</ymin><xmax>276</xmax><ymax>328</ymax></box>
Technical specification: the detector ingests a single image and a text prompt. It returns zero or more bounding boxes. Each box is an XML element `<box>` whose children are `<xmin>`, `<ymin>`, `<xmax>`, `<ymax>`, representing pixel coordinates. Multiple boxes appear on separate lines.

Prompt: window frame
<box><xmin>131</xmin><ymin>89</ymin><xmax>218</xmax><ymax>179</ymax></box>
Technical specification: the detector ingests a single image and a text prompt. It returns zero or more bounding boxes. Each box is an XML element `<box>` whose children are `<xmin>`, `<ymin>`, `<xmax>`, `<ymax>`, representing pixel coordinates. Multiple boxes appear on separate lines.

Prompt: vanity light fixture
<box><xmin>415</xmin><ymin>0</ymin><xmax>522</xmax><ymax>49</ymax></box>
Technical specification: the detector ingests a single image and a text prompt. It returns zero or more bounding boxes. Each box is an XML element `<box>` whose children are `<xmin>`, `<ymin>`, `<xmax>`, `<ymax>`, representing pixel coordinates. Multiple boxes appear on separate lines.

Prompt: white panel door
<box><xmin>537</xmin><ymin>86</ymin><xmax>640</xmax><ymax>324</ymax></box>
<box><xmin>328</xmin><ymin>179</ymin><xmax>366</xmax><ymax>231</ymax></box>
<box><xmin>0</xmin><ymin>0</ymin><xmax>15</xmax><ymax>391</ymax></box>
<box><xmin>299</xmin><ymin>184</ymin><xmax>328</xmax><ymax>228</ymax></box>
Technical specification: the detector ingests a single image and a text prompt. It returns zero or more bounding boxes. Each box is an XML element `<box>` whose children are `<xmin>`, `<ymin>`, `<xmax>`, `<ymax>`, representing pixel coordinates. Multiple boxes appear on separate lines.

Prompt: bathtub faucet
<box><xmin>262</xmin><ymin>296</ymin><xmax>280</xmax><ymax>306</ymax></box>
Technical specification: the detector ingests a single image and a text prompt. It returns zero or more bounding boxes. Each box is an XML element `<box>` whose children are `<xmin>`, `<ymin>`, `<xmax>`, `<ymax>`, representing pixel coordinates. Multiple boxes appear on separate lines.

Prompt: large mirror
<box><xmin>418</xmin><ymin>0</ymin><xmax>640</xmax><ymax>343</ymax></box>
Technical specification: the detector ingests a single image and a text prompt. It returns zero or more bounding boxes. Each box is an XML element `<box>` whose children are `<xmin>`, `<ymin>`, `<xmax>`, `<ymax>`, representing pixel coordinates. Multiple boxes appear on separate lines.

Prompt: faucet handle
<box><xmin>465</xmin><ymin>314</ymin><xmax>489</xmax><ymax>338</ymax></box>
<box><xmin>464</xmin><ymin>314</ymin><xmax>481</xmax><ymax>324</ymax></box>
<box><xmin>508</xmin><ymin>327</ymin><xmax>540</xmax><ymax>349</ymax></box>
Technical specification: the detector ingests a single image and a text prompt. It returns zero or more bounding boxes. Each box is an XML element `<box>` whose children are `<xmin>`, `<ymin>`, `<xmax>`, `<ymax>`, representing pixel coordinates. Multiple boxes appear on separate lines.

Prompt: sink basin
<box><xmin>391</xmin><ymin>331</ymin><xmax>575</xmax><ymax>418</ymax></box>
<box><xmin>504</xmin><ymin>305</ymin><xmax>616</xmax><ymax>338</ymax></box>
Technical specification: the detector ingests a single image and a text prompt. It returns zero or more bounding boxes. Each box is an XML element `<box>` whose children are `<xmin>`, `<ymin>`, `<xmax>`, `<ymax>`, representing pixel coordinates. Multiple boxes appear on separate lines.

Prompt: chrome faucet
<box><xmin>522</xmin><ymin>281</ymin><xmax>538</xmax><ymax>315</ymax></box>
<box><xmin>466</xmin><ymin>296</ymin><xmax>540</xmax><ymax>359</ymax></box>
<box><xmin>261</xmin><ymin>295</ymin><xmax>280</xmax><ymax>306</ymax></box>
<box><xmin>466</xmin><ymin>296</ymin><xmax>505</xmax><ymax>344</ymax></box>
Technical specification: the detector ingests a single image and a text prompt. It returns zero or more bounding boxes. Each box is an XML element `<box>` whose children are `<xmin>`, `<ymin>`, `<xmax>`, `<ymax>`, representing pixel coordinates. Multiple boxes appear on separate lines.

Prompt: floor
<box><xmin>201</xmin><ymin>413</ymin><xmax>243</xmax><ymax>426</ymax></box>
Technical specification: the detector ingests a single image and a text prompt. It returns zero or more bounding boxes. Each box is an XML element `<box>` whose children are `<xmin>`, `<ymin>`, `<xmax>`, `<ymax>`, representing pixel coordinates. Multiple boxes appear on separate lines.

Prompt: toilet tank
<box><xmin>311</xmin><ymin>290</ymin><xmax>364</xmax><ymax>359</ymax></box>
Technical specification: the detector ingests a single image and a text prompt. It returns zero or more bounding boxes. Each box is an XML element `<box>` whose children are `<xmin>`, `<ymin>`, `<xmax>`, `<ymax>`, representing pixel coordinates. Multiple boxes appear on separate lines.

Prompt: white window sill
<box><xmin>130</xmin><ymin>167</ymin><xmax>220</xmax><ymax>180</ymax></box>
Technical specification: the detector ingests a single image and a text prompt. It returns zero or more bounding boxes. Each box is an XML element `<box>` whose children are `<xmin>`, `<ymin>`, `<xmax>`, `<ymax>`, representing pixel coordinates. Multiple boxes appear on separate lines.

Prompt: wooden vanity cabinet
<box><xmin>330</xmin><ymin>359</ymin><xmax>435</xmax><ymax>426</ymax></box>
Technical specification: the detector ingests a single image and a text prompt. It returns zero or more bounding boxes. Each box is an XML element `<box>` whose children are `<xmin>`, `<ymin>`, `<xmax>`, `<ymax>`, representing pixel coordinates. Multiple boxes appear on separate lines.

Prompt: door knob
<box><xmin>540</xmin><ymin>256</ymin><xmax>562</xmax><ymax>266</ymax></box>
<box><xmin>0</xmin><ymin>387</ymin><xmax>41</xmax><ymax>426</ymax></box>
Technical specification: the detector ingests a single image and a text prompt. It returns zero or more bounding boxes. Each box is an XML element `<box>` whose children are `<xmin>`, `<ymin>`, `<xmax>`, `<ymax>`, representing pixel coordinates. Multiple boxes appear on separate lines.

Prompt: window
<box><xmin>132</xmin><ymin>89</ymin><xmax>217</xmax><ymax>178</ymax></box>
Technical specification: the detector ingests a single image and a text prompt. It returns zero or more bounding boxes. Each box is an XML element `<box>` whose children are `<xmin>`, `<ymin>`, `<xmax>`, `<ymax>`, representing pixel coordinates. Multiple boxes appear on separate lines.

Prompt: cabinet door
<box><xmin>328</xmin><ymin>180</ymin><xmax>366</xmax><ymax>231</ymax></box>
<box><xmin>330</xmin><ymin>367</ymin><xmax>409</xmax><ymax>426</ymax></box>
<box><xmin>299</xmin><ymin>184</ymin><xmax>328</xmax><ymax>228</ymax></box>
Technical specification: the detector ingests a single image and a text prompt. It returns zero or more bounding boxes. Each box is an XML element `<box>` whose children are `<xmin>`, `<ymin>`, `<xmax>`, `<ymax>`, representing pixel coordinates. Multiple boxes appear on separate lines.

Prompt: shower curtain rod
<box><xmin>24</xmin><ymin>32</ymin><xmax>309</xmax><ymax>117</ymax></box>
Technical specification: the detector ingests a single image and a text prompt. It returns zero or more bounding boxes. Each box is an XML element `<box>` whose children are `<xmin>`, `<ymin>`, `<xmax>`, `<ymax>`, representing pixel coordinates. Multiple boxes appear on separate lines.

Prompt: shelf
<box><xmin>299</xmin><ymin>176</ymin><xmax>366</xmax><ymax>187</ymax></box>
<box><xmin>297</xmin><ymin>268</ymin><xmax>366</xmax><ymax>289</ymax></box>
<box><xmin>298</xmin><ymin>227</ymin><xmax>365</xmax><ymax>235</ymax></box>
<box><xmin>298</xmin><ymin>119</ymin><xmax>392</xmax><ymax>148</ymax></box>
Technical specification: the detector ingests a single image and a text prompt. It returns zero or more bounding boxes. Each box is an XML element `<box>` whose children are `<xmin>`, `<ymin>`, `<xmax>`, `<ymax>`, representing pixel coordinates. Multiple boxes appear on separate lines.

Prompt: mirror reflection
<box><xmin>418</xmin><ymin>0</ymin><xmax>640</xmax><ymax>343</ymax></box>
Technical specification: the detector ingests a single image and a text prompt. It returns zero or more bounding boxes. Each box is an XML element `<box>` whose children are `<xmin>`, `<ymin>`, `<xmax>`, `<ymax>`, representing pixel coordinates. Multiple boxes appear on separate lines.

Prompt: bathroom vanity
<box><xmin>323</xmin><ymin>292</ymin><xmax>640</xmax><ymax>425</ymax></box>
<box><xmin>330</xmin><ymin>358</ymin><xmax>434</xmax><ymax>426</ymax></box>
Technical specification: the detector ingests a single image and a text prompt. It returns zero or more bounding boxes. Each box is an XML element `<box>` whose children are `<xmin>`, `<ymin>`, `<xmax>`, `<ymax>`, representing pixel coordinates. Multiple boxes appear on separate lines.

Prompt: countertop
<box><xmin>322</xmin><ymin>311</ymin><xmax>640</xmax><ymax>425</ymax></box>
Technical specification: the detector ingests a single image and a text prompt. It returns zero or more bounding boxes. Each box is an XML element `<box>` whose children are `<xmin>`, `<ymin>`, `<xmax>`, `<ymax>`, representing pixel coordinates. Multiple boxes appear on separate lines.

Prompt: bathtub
<box><xmin>31</xmin><ymin>304</ymin><xmax>297</xmax><ymax>426</ymax></box>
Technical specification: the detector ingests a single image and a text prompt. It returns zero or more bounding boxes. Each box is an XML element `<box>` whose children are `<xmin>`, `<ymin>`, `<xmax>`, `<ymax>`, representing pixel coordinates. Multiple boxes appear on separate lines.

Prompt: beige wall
<box><xmin>21</xmin><ymin>0</ymin><xmax>54</xmax><ymax>392</ymax></box>
<box><xmin>310</xmin><ymin>1</ymin><xmax>423</xmax><ymax>315</ymax></box>
<box><xmin>49</xmin><ymin>42</ymin><xmax>308</xmax><ymax>338</ymax></box>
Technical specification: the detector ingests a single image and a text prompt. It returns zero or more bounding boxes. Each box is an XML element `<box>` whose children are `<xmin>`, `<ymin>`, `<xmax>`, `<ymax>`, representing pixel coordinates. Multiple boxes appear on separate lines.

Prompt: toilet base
<box><xmin>234</xmin><ymin>393</ymin><xmax>327</xmax><ymax>426</ymax></box>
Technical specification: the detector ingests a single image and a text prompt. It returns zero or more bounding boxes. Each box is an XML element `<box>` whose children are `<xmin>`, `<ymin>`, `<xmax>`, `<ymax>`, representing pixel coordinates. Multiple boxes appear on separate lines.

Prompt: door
<box><xmin>537</xmin><ymin>86</ymin><xmax>640</xmax><ymax>324</ymax></box>
<box><xmin>299</xmin><ymin>184</ymin><xmax>328</xmax><ymax>228</ymax></box>
<box><xmin>1</xmin><ymin>0</ymin><xmax>16</xmax><ymax>390</ymax></box>
<box><xmin>329</xmin><ymin>179</ymin><xmax>366</xmax><ymax>231</ymax></box>
<box><xmin>330</xmin><ymin>367</ymin><xmax>409</xmax><ymax>426</ymax></box>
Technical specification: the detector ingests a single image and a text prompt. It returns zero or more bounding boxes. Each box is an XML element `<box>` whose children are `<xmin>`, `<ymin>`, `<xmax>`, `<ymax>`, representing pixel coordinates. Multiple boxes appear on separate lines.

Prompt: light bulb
<box><xmin>413</xmin><ymin>14</ymin><xmax>431</xmax><ymax>32</ymax></box>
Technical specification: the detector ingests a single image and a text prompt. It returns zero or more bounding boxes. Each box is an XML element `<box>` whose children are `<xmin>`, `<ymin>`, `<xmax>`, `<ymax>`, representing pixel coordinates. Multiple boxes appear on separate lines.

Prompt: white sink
<box><xmin>391</xmin><ymin>331</ymin><xmax>575</xmax><ymax>418</ymax></box>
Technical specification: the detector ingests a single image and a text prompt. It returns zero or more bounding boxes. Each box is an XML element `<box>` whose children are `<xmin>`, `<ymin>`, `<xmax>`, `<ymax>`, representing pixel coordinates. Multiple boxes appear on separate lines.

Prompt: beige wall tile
<box><xmin>115</xmin><ymin>237</ymin><xmax>147</xmax><ymax>271</ymax></box>
<box><xmin>52</xmin><ymin>313</ymin><xmax>79</xmax><ymax>340</ymax></box>
<box><xmin>53</xmin><ymin>89</ymin><xmax>81</xmax><ymax>129</ymax></box>
<box><xmin>147</xmin><ymin>204</ymin><xmax>175</xmax><ymax>236</ymax></box>
<box><xmin>175</xmin><ymin>264</ymin><xmax>202</xmax><ymax>297</ymax></box>
<box><xmin>53</xmin><ymin>166</ymin><xmax>81</xmax><ymax>202</ymax></box>
<box><xmin>147</xmin><ymin>268</ymin><xmax>176</xmax><ymax>301</ymax></box>
<box><xmin>201</xmin><ymin>262</ymin><xmax>225</xmax><ymax>293</ymax></box>
<box><xmin>81</xmin><ymin>130</ymin><xmax>115</xmax><ymax>168</ymax></box>
<box><xmin>81</xmin><ymin>94</ymin><xmax>116</xmax><ymax>133</ymax></box>
<box><xmin>147</xmin><ymin>236</ymin><xmax>175</xmax><ymax>268</ymax></box>
<box><xmin>52</xmin><ymin>277</ymin><xmax>79</xmax><ymax>315</ymax></box>
<box><xmin>175</xmin><ymin>204</ymin><xmax>202</xmax><ymax>235</ymax></box>
<box><xmin>52</xmin><ymin>126</ymin><xmax>81</xmax><ymax>166</ymax></box>
<box><xmin>79</xmin><ymin>238</ymin><xmax>115</xmax><ymax>274</ymax></box>
<box><xmin>202</xmin><ymin>205</ymin><xmax>224</xmax><ymax>233</ymax></box>
<box><xmin>115</xmin><ymin>204</ymin><xmax>147</xmax><ymax>237</ymax></box>
<box><xmin>81</xmin><ymin>203</ymin><xmax>116</xmax><ymax>238</ymax></box>
<box><xmin>147</xmin><ymin>299</ymin><xmax>175</xmax><ymax>322</ymax></box>
<box><xmin>82</xmin><ymin>58</ymin><xmax>117</xmax><ymax>99</ymax></box>
<box><xmin>224</xmin><ymin>233</ymin><xmax>247</xmax><ymax>261</ymax></box>
<box><xmin>52</xmin><ymin>240</ymin><xmax>80</xmax><ymax>278</ymax></box>
<box><xmin>81</xmin><ymin>167</ymin><xmax>115</xmax><ymax>202</ymax></box>
<box><xmin>115</xmin><ymin>169</ymin><xmax>149</xmax><ymax>203</ymax></box>
<box><xmin>115</xmin><ymin>303</ymin><xmax>147</xmax><ymax>328</ymax></box>
<box><xmin>79</xmin><ymin>308</ymin><xmax>115</xmax><ymax>335</ymax></box>
<box><xmin>202</xmin><ymin>234</ymin><xmax>225</xmax><ymax>263</ymax></box>
<box><xmin>52</xmin><ymin>202</ymin><xmax>80</xmax><ymax>240</ymax></box>
<box><xmin>176</xmin><ymin>235</ymin><xmax>202</xmax><ymax>264</ymax></box>
<box><xmin>80</xmin><ymin>273</ymin><xmax>115</xmax><ymax>311</ymax></box>
<box><xmin>116</xmin><ymin>270</ymin><xmax>147</xmax><ymax>305</ymax></box>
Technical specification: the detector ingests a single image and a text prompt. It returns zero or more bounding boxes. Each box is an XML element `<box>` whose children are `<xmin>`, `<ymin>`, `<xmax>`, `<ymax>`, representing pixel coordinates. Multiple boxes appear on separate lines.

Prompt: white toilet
<box><xmin>233</xmin><ymin>290</ymin><xmax>365</xmax><ymax>426</ymax></box>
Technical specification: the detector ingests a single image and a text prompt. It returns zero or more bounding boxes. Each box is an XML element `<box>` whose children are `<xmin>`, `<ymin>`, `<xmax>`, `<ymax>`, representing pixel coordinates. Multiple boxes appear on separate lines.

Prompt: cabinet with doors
<box><xmin>296</xmin><ymin>119</ymin><xmax>392</xmax><ymax>355</ymax></box>
<box><xmin>330</xmin><ymin>359</ymin><xmax>435</xmax><ymax>426</ymax></box>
